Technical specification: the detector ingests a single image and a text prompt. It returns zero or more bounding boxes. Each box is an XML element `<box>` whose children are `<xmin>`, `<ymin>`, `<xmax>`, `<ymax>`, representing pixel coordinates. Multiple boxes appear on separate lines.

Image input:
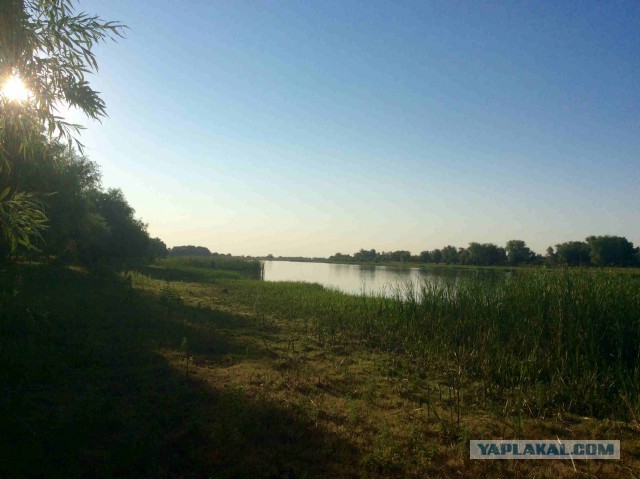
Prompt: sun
<box><xmin>1</xmin><ymin>75</ymin><xmax>32</xmax><ymax>103</ymax></box>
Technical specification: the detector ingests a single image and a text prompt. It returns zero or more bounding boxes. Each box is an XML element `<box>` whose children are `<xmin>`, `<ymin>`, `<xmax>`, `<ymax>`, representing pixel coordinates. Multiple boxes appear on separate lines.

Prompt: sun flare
<box><xmin>1</xmin><ymin>75</ymin><xmax>32</xmax><ymax>103</ymax></box>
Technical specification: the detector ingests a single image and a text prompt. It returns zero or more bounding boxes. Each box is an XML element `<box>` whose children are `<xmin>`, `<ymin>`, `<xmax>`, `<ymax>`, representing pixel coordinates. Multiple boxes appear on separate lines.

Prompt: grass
<box><xmin>159</xmin><ymin>255</ymin><xmax>264</xmax><ymax>279</ymax></box>
<box><xmin>226</xmin><ymin>269</ymin><xmax>640</xmax><ymax>418</ymax></box>
<box><xmin>1</xmin><ymin>259</ymin><xmax>639</xmax><ymax>478</ymax></box>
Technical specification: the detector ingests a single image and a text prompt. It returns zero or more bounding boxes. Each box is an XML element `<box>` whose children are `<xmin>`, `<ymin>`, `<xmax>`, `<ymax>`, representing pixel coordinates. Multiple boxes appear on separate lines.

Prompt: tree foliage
<box><xmin>0</xmin><ymin>185</ymin><xmax>47</xmax><ymax>254</ymax></box>
<box><xmin>353</xmin><ymin>248</ymin><xmax>377</xmax><ymax>262</ymax></box>
<box><xmin>0</xmin><ymin>140</ymin><xmax>151</xmax><ymax>264</ymax></box>
<box><xmin>1</xmin><ymin>0</ymin><xmax>126</xmax><ymax>142</ymax></box>
<box><xmin>328</xmin><ymin>252</ymin><xmax>353</xmax><ymax>262</ymax></box>
<box><xmin>545</xmin><ymin>246</ymin><xmax>557</xmax><ymax>266</ymax></box>
<box><xmin>147</xmin><ymin>237</ymin><xmax>168</xmax><ymax>260</ymax></box>
<box><xmin>332</xmin><ymin>237</ymin><xmax>638</xmax><ymax>268</ymax></box>
<box><xmin>169</xmin><ymin>245</ymin><xmax>212</xmax><ymax>257</ymax></box>
<box><xmin>1</xmin><ymin>0</ymin><xmax>125</xmax><ymax>254</ymax></box>
<box><xmin>465</xmin><ymin>242</ymin><xmax>506</xmax><ymax>266</ymax></box>
<box><xmin>95</xmin><ymin>188</ymin><xmax>148</xmax><ymax>259</ymax></box>
<box><xmin>586</xmin><ymin>235</ymin><xmax>637</xmax><ymax>267</ymax></box>
<box><xmin>378</xmin><ymin>250</ymin><xmax>411</xmax><ymax>262</ymax></box>
<box><xmin>555</xmin><ymin>241</ymin><xmax>591</xmax><ymax>266</ymax></box>
<box><xmin>418</xmin><ymin>250</ymin><xmax>431</xmax><ymax>263</ymax></box>
<box><xmin>441</xmin><ymin>245</ymin><xmax>458</xmax><ymax>264</ymax></box>
<box><xmin>505</xmin><ymin>240</ymin><xmax>535</xmax><ymax>265</ymax></box>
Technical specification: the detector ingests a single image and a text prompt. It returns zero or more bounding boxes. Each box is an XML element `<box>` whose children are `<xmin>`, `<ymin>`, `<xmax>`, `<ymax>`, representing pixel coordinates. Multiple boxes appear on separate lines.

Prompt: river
<box><xmin>261</xmin><ymin>260</ymin><xmax>509</xmax><ymax>297</ymax></box>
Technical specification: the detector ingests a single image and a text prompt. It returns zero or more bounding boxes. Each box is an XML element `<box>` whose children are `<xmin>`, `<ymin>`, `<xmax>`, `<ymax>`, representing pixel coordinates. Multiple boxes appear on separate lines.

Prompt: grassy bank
<box><xmin>239</xmin><ymin>270</ymin><xmax>640</xmax><ymax>419</ymax></box>
<box><xmin>2</xmin><ymin>260</ymin><xmax>639</xmax><ymax>477</ymax></box>
<box><xmin>158</xmin><ymin>255</ymin><xmax>264</xmax><ymax>279</ymax></box>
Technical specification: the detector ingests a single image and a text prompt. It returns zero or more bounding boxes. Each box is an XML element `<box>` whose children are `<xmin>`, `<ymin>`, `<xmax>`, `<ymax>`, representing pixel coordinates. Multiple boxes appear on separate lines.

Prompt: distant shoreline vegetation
<box><xmin>163</xmin><ymin>248</ymin><xmax>263</xmax><ymax>279</ymax></box>
<box><xmin>328</xmin><ymin>237</ymin><xmax>639</xmax><ymax>267</ymax></box>
<box><xmin>251</xmin><ymin>236</ymin><xmax>639</xmax><ymax>268</ymax></box>
<box><xmin>166</xmin><ymin>235</ymin><xmax>639</xmax><ymax>269</ymax></box>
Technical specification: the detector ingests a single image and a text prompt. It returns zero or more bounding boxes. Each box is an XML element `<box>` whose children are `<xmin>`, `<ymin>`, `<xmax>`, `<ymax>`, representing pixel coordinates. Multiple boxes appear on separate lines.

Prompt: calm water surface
<box><xmin>262</xmin><ymin>261</ymin><xmax>509</xmax><ymax>297</ymax></box>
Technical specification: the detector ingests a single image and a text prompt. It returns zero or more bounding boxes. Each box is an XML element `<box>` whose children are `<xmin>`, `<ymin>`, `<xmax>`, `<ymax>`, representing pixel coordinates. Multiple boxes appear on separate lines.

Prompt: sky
<box><xmin>74</xmin><ymin>0</ymin><xmax>639</xmax><ymax>257</ymax></box>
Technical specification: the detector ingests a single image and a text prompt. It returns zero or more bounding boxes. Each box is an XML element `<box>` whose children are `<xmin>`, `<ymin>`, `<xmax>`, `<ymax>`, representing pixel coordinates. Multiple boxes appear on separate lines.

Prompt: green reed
<box><xmin>237</xmin><ymin>269</ymin><xmax>640</xmax><ymax>419</ymax></box>
<box><xmin>158</xmin><ymin>255</ymin><xmax>264</xmax><ymax>279</ymax></box>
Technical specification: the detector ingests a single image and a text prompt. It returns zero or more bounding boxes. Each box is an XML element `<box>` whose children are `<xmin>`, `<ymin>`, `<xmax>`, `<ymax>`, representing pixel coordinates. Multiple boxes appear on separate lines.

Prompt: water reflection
<box><xmin>262</xmin><ymin>261</ymin><xmax>510</xmax><ymax>297</ymax></box>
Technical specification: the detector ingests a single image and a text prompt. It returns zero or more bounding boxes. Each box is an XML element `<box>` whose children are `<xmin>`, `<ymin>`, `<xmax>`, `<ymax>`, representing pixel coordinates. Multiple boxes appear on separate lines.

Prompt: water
<box><xmin>262</xmin><ymin>260</ymin><xmax>509</xmax><ymax>297</ymax></box>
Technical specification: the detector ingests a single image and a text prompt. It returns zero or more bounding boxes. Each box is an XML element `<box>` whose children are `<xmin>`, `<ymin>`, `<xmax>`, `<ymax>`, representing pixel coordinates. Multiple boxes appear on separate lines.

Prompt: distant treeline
<box><xmin>329</xmin><ymin>236</ymin><xmax>640</xmax><ymax>267</ymax></box>
<box><xmin>168</xmin><ymin>245</ymin><xmax>214</xmax><ymax>256</ymax></box>
<box><xmin>168</xmin><ymin>245</ymin><xmax>254</xmax><ymax>259</ymax></box>
<box><xmin>262</xmin><ymin>254</ymin><xmax>329</xmax><ymax>263</ymax></box>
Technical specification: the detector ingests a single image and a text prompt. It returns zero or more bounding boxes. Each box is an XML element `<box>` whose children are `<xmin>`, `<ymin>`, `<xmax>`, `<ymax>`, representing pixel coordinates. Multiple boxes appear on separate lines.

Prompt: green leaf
<box><xmin>0</xmin><ymin>187</ymin><xmax>10</xmax><ymax>201</ymax></box>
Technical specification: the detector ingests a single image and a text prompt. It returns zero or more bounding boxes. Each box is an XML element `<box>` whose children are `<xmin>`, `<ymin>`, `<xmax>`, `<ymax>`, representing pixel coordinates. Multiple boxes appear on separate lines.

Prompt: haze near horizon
<box><xmin>78</xmin><ymin>0</ymin><xmax>639</xmax><ymax>257</ymax></box>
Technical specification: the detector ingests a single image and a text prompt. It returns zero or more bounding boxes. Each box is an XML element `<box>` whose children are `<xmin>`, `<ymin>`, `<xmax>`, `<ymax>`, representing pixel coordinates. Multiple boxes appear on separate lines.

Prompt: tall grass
<box><xmin>157</xmin><ymin>255</ymin><xmax>264</xmax><ymax>279</ymax></box>
<box><xmin>238</xmin><ymin>269</ymin><xmax>640</xmax><ymax>420</ymax></box>
<box><xmin>390</xmin><ymin>269</ymin><xmax>640</xmax><ymax>420</ymax></box>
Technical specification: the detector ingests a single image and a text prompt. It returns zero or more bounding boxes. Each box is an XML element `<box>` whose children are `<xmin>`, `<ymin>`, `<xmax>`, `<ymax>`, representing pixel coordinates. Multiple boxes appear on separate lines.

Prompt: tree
<box><xmin>505</xmin><ymin>240</ymin><xmax>535</xmax><ymax>265</ymax></box>
<box><xmin>353</xmin><ymin>248</ymin><xmax>377</xmax><ymax>262</ymax></box>
<box><xmin>464</xmin><ymin>242</ymin><xmax>506</xmax><ymax>266</ymax></box>
<box><xmin>585</xmin><ymin>235</ymin><xmax>637</xmax><ymax>267</ymax></box>
<box><xmin>555</xmin><ymin>241</ymin><xmax>590</xmax><ymax>266</ymax></box>
<box><xmin>386</xmin><ymin>250</ymin><xmax>411</xmax><ymax>262</ymax></box>
<box><xmin>95</xmin><ymin>188</ymin><xmax>149</xmax><ymax>260</ymax></box>
<box><xmin>457</xmin><ymin>247</ymin><xmax>470</xmax><ymax>265</ymax></box>
<box><xmin>1</xmin><ymin>0</ymin><xmax>126</xmax><ymax>142</ymax></box>
<box><xmin>170</xmin><ymin>245</ymin><xmax>212</xmax><ymax>257</ymax></box>
<box><xmin>147</xmin><ymin>237</ymin><xmax>168</xmax><ymax>260</ymax></box>
<box><xmin>441</xmin><ymin>245</ymin><xmax>458</xmax><ymax>264</ymax></box>
<box><xmin>0</xmin><ymin>136</ymin><xmax>157</xmax><ymax>265</ymax></box>
<box><xmin>11</xmin><ymin>141</ymin><xmax>102</xmax><ymax>257</ymax></box>
<box><xmin>329</xmin><ymin>252</ymin><xmax>353</xmax><ymax>262</ymax></box>
<box><xmin>1</xmin><ymin>0</ymin><xmax>125</xmax><ymax>254</ymax></box>
<box><xmin>418</xmin><ymin>250</ymin><xmax>431</xmax><ymax>263</ymax></box>
<box><xmin>544</xmin><ymin>246</ymin><xmax>557</xmax><ymax>266</ymax></box>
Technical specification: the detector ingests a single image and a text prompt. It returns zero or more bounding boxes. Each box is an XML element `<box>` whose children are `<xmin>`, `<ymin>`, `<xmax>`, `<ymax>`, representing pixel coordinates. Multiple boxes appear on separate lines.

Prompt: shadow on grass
<box><xmin>0</xmin><ymin>264</ymin><xmax>357</xmax><ymax>478</ymax></box>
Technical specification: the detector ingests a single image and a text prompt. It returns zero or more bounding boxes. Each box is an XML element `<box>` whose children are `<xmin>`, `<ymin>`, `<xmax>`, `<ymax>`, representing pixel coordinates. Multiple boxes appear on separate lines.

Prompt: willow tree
<box><xmin>0</xmin><ymin>0</ymin><xmax>125</xmax><ymax>254</ymax></box>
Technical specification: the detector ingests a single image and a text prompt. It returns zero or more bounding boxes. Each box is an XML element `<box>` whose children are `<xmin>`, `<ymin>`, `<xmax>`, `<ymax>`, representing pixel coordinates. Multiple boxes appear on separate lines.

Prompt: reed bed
<box><xmin>243</xmin><ymin>269</ymin><xmax>640</xmax><ymax>420</ymax></box>
<box><xmin>158</xmin><ymin>255</ymin><xmax>264</xmax><ymax>279</ymax></box>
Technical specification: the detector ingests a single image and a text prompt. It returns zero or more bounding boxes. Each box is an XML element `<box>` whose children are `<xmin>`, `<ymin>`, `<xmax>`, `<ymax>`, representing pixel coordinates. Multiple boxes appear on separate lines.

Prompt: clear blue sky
<box><xmin>77</xmin><ymin>0</ymin><xmax>639</xmax><ymax>256</ymax></box>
